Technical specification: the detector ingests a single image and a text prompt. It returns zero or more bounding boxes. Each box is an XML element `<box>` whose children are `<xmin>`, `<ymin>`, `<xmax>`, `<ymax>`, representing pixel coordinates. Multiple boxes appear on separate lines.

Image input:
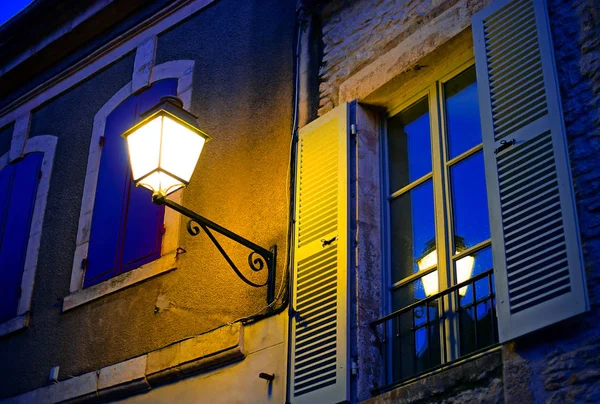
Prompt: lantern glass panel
<box><xmin>161</xmin><ymin>116</ymin><xmax>206</xmax><ymax>185</ymax></box>
<box><xmin>126</xmin><ymin>116</ymin><xmax>162</xmax><ymax>181</ymax></box>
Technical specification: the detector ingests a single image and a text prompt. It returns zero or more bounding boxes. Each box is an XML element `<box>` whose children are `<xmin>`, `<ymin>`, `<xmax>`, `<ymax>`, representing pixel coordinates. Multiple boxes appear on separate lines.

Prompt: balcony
<box><xmin>371</xmin><ymin>269</ymin><xmax>499</xmax><ymax>393</ymax></box>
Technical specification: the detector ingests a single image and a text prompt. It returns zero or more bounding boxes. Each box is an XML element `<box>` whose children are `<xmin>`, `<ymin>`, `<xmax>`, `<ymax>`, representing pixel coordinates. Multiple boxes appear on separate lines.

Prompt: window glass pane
<box><xmin>445</xmin><ymin>67</ymin><xmax>482</xmax><ymax>159</ymax></box>
<box><xmin>388</xmin><ymin>97</ymin><xmax>431</xmax><ymax>192</ymax></box>
<box><xmin>390</xmin><ymin>180</ymin><xmax>436</xmax><ymax>283</ymax></box>
<box><xmin>450</xmin><ymin>151</ymin><xmax>490</xmax><ymax>250</ymax></box>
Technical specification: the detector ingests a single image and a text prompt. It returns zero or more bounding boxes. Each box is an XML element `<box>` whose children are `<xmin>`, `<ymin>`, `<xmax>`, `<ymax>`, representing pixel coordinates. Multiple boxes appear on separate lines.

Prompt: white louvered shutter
<box><xmin>473</xmin><ymin>0</ymin><xmax>588</xmax><ymax>343</ymax></box>
<box><xmin>290</xmin><ymin>103</ymin><xmax>350</xmax><ymax>403</ymax></box>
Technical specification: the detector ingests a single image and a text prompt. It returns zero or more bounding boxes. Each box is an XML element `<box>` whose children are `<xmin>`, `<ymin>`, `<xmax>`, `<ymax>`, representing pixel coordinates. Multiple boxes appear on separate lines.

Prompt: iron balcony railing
<box><xmin>370</xmin><ymin>268</ymin><xmax>498</xmax><ymax>393</ymax></box>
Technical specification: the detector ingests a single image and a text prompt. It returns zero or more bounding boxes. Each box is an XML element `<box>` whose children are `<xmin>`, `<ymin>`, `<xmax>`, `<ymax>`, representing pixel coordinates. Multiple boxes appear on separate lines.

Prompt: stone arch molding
<box><xmin>64</xmin><ymin>59</ymin><xmax>195</xmax><ymax>311</ymax></box>
<box><xmin>0</xmin><ymin>135</ymin><xmax>57</xmax><ymax>336</ymax></box>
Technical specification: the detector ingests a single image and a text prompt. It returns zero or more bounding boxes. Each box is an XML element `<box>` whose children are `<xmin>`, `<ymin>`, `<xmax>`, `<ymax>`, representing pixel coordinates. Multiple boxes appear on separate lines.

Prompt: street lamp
<box><xmin>122</xmin><ymin>96</ymin><xmax>276</xmax><ymax>304</ymax></box>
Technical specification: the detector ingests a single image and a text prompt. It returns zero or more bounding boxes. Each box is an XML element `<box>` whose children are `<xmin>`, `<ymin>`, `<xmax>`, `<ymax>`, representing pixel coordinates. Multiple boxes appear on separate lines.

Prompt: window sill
<box><xmin>0</xmin><ymin>314</ymin><xmax>30</xmax><ymax>337</ymax></box>
<box><xmin>369</xmin><ymin>346</ymin><xmax>502</xmax><ymax>401</ymax></box>
<box><xmin>62</xmin><ymin>253</ymin><xmax>177</xmax><ymax>312</ymax></box>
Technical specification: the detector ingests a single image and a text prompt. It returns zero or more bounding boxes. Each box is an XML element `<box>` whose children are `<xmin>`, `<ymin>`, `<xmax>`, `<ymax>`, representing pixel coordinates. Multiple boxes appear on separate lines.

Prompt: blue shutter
<box><xmin>84</xmin><ymin>96</ymin><xmax>138</xmax><ymax>287</ymax></box>
<box><xmin>0</xmin><ymin>153</ymin><xmax>42</xmax><ymax>322</ymax></box>
<box><xmin>85</xmin><ymin>80</ymin><xmax>177</xmax><ymax>287</ymax></box>
<box><xmin>121</xmin><ymin>80</ymin><xmax>176</xmax><ymax>271</ymax></box>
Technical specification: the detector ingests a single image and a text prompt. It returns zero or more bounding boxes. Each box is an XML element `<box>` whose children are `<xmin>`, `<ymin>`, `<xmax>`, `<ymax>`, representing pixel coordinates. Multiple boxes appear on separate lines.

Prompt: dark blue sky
<box><xmin>0</xmin><ymin>0</ymin><xmax>33</xmax><ymax>27</ymax></box>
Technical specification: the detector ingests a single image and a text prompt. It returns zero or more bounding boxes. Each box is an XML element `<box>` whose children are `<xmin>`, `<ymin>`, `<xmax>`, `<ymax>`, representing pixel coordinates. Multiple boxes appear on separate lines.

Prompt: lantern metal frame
<box><xmin>124</xmin><ymin>96</ymin><xmax>277</xmax><ymax>305</ymax></box>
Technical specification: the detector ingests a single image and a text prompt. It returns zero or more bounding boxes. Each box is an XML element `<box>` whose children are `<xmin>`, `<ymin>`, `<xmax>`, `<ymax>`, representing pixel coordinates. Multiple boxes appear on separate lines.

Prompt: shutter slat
<box><xmin>474</xmin><ymin>0</ymin><xmax>588</xmax><ymax>342</ymax></box>
<box><xmin>290</xmin><ymin>104</ymin><xmax>349</xmax><ymax>403</ymax></box>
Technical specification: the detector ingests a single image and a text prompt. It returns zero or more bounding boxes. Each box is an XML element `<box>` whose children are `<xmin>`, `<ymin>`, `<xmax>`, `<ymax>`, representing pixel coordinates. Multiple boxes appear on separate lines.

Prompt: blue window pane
<box><xmin>388</xmin><ymin>97</ymin><xmax>431</xmax><ymax>192</ymax></box>
<box><xmin>390</xmin><ymin>180</ymin><xmax>436</xmax><ymax>283</ymax></box>
<box><xmin>445</xmin><ymin>67</ymin><xmax>482</xmax><ymax>159</ymax></box>
<box><xmin>450</xmin><ymin>151</ymin><xmax>490</xmax><ymax>250</ymax></box>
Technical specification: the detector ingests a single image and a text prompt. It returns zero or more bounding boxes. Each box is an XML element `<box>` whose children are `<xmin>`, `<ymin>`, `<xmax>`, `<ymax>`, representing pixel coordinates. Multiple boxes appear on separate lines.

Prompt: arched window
<box><xmin>84</xmin><ymin>79</ymin><xmax>177</xmax><ymax>287</ymax></box>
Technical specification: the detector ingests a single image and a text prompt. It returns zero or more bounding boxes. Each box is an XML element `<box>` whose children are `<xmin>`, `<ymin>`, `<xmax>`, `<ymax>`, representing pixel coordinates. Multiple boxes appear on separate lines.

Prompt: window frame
<box><xmin>0</xmin><ymin>135</ymin><xmax>57</xmax><ymax>336</ymax></box>
<box><xmin>63</xmin><ymin>60</ymin><xmax>195</xmax><ymax>311</ymax></box>
<box><xmin>382</xmin><ymin>59</ymin><xmax>495</xmax><ymax>379</ymax></box>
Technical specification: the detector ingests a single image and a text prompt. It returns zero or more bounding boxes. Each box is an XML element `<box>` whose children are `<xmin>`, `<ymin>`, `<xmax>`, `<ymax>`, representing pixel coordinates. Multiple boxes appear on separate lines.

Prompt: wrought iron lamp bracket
<box><xmin>153</xmin><ymin>194</ymin><xmax>277</xmax><ymax>305</ymax></box>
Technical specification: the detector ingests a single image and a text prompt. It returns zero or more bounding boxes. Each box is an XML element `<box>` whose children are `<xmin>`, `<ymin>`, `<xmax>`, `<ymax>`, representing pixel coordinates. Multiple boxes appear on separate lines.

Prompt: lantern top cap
<box><xmin>122</xmin><ymin>95</ymin><xmax>211</xmax><ymax>142</ymax></box>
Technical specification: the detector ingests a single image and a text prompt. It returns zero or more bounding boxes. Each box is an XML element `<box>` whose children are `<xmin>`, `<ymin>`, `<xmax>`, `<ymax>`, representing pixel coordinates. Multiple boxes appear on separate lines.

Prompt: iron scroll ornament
<box><xmin>153</xmin><ymin>194</ymin><xmax>277</xmax><ymax>304</ymax></box>
<box><xmin>185</xmin><ymin>218</ymin><xmax>274</xmax><ymax>288</ymax></box>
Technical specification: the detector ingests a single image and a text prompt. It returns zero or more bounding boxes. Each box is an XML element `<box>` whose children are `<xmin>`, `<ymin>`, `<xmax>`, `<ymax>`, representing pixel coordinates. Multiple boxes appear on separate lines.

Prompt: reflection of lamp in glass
<box><xmin>416</xmin><ymin>237</ymin><xmax>475</xmax><ymax>297</ymax></box>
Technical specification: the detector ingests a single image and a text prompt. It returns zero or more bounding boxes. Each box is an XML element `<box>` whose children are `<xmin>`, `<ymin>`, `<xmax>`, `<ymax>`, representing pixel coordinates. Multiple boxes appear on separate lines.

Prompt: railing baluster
<box><xmin>412</xmin><ymin>308</ymin><xmax>417</xmax><ymax>375</ymax></box>
<box><xmin>426</xmin><ymin>303</ymin><xmax>431</xmax><ymax>370</ymax></box>
<box><xmin>488</xmin><ymin>273</ymin><xmax>497</xmax><ymax>343</ymax></box>
<box><xmin>383</xmin><ymin>321</ymin><xmax>388</xmax><ymax>385</ymax></box>
<box><xmin>441</xmin><ymin>296</ymin><xmax>447</xmax><ymax>364</ymax></box>
<box><xmin>472</xmin><ymin>277</ymin><xmax>479</xmax><ymax>350</ymax></box>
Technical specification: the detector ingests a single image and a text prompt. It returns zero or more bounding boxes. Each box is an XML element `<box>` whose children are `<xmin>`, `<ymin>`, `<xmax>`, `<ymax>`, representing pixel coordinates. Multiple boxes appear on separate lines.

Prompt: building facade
<box><xmin>0</xmin><ymin>0</ymin><xmax>599</xmax><ymax>403</ymax></box>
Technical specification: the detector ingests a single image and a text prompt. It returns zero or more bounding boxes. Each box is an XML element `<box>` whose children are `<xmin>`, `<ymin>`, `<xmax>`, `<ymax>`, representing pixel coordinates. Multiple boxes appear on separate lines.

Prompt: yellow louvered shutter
<box><xmin>473</xmin><ymin>0</ymin><xmax>588</xmax><ymax>342</ymax></box>
<box><xmin>290</xmin><ymin>103</ymin><xmax>350</xmax><ymax>403</ymax></box>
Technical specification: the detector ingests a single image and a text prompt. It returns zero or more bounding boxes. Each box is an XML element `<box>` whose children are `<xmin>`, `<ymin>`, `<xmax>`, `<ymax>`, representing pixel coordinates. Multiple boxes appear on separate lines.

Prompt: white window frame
<box><xmin>0</xmin><ymin>134</ymin><xmax>57</xmax><ymax>336</ymax></box>
<box><xmin>382</xmin><ymin>59</ymin><xmax>496</xmax><ymax>375</ymax></box>
<box><xmin>63</xmin><ymin>56</ymin><xmax>196</xmax><ymax>311</ymax></box>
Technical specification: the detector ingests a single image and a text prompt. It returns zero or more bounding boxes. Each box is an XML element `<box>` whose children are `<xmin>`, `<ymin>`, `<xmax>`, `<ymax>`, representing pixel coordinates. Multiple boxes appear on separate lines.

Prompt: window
<box><xmin>84</xmin><ymin>79</ymin><xmax>177</xmax><ymax>288</ymax></box>
<box><xmin>385</xmin><ymin>65</ymin><xmax>497</xmax><ymax>382</ymax></box>
<box><xmin>0</xmin><ymin>153</ymin><xmax>43</xmax><ymax>322</ymax></box>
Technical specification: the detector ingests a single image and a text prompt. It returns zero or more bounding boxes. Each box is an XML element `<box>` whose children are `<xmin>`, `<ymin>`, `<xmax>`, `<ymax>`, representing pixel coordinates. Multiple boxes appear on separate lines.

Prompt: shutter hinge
<box><xmin>99</xmin><ymin>136</ymin><xmax>106</xmax><ymax>146</ymax></box>
<box><xmin>18</xmin><ymin>287</ymin><xmax>22</xmax><ymax>298</ymax></box>
<box><xmin>351</xmin><ymin>359</ymin><xmax>358</xmax><ymax>376</ymax></box>
<box><xmin>161</xmin><ymin>224</ymin><xmax>166</xmax><ymax>234</ymax></box>
<box><xmin>350</xmin><ymin>124</ymin><xmax>357</xmax><ymax>135</ymax></box>
<box><xmin>81</xmin><ymin>258</ymin><xmax>88</xmax><ymax>270</ymax></box>
<box><xmin>38</xmin><ymin>170</ymin><xmax>43</xmax><ymax>180</ymax></box>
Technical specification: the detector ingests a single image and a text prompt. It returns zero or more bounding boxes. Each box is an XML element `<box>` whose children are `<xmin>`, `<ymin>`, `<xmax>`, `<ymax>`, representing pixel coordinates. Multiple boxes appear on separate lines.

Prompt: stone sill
<box><xmin>364</xmin><ymin>347</ymin><xmax>503</xmax><ymax>404</ymax></box>
<box><xmin>6</xmin><ymin>323</ymin><xmax>244</xmax><ymax>403</ymax></box>
<box><xmin>62</xmin><ymin>254</ymin><xmax>177</xmax><ymax>312</ymax></box>
<box><xmin>0</xmin><ymin>314</ymin><xmax>30</xmax><ymax>338</ymax></box>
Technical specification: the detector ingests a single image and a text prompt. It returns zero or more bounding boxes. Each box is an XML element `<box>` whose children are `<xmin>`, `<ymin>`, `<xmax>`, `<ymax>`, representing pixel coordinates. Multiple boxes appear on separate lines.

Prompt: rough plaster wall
<box><xmin>502</xmin><ymin>0</ymin><xmax>600</xmax><ymax>403</ymax></box>
<box><xmin>0</xmin><ymin>0</ymin><xmax>295</xmax><ymax>399</ymax></box>
<box><xmin>0</xmin><ymin>53</ymin><xmax>136</xmax><ymax>399</ymax></box>
<box><xmin>0</xmin><ymin>122</ymin><xmax>14</xmax><ymax>157</ymax></box>
<box><xmin>317</xmin><ymin>0</ymin><xmax>488</xmax><ymax>115</ymax></box>
<box><xmin>154</xmin><ymin>0</ymin><xmax>294</xmax><ymax>327</ymax></box>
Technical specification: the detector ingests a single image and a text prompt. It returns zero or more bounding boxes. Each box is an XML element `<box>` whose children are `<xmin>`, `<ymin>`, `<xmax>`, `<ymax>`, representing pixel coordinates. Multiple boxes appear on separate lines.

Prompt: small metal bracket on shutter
<box><xmin>494</xmin><ymin>139</ymin><xmax>515</xmax><ymax>155</ymax></box>
<box><xmin>350</xmin><ymin>124</ymin><xmax>357</xmax><ymax>135</ymax></box>
<box><xmin>99</xmin><ymin>136</ymin><xmax>106</xmax><ymax>146</ymax></box>
<box><xmin>161</xmin><ymin>224</ymin><xmax>166</xmax><ymax>234</ymax></box>
<box><xmin>81</xmin><ymin>258</ymin><xmax>88</xmax><ymax>270</ymax></box>
<box><xmin>321</xmin><ymin>236</ymin><xmax>337</xmax><ymax>247</ymax></box>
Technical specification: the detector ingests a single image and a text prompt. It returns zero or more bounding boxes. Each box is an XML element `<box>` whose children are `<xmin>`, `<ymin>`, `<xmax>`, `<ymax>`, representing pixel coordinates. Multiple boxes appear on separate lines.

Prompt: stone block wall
<box><xmin>317</xmin><ymin>0</ymin><xmax>490</xmax><ymax>115</ymax></box>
